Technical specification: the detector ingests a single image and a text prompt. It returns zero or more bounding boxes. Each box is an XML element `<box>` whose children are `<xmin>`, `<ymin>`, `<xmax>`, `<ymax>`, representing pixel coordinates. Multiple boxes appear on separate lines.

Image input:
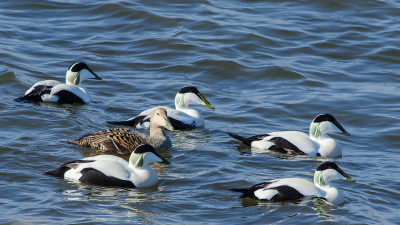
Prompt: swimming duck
<box><xmin>15</xmin><ymin>62</ymin><xmax>101</xmax><ymax>104</ymax></box>
<box><xmin>228</xmin><ymin>114</ymin><xmax>350</xmax><ymax>157</ymax></box>
<box><xmin>43</xmin><ymin>144</ymin><xmax>170</xmax><ymax>188</ymax></box>
<box><xmin>66</xmin><ymin>108</ymin><xmax>174</xmax><ymax>154</ymax></box>
<box><xmin>107</xmin><ymin>86</ymin><xmax>215</xmax><ymax>130</ymax></box>
<box><xmin>230</xmin><ymin>161</ymin><xmax>354</xmax><ymax>205</ymax></box>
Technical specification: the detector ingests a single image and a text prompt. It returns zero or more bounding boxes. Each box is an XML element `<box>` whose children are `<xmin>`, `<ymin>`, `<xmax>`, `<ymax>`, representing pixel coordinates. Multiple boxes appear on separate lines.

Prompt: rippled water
<box><xmin>1</xmin><ymin>0</ymin><xmax>400</xmax><ymax>224</ymax></box>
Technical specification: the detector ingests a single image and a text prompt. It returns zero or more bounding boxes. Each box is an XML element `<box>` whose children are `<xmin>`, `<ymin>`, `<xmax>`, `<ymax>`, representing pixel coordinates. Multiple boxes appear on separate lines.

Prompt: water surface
<box><xmin>1</xmin><ymin>0</ymin><xmax>400</xmax><ymax>224</ymax></box>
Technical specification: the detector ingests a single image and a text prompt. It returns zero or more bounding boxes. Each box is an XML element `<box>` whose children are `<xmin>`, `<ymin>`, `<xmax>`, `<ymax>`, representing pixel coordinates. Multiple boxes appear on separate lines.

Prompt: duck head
<box><xmin>150</xmin><ymin>108</ymin><xmax>174</xmax><ymax>131</ymax></box>
<box><xmin>174</xmin><ymin>86</ymin><xmax>215</xmax><ymax>110</ymax></box>
<box><xmin>129</xmin><ymin>144</ymin><xmax>171</xmax><ymax>168</ymax></box>
<box><xmin>65</xmin><ymin>62</ymin><xmax>102</xmax><ymax>86</ymax></box>
<box><xmin>309</xmin><ymin>114</ymin><xmax>350</xmax><ymax>139</ymax></box>
<box><xmin>313</xmin><ymin>161</ymin><xmax>354</xmax><ymax>187</ymax></box>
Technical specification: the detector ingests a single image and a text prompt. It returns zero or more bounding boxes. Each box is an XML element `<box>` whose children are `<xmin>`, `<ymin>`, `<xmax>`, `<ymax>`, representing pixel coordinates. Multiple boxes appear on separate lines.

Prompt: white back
<box><xmin>25</xmin><ymin>80</ymin><xmax>61</xmax><ymax>95</ymax></box>
<box><xmin>47</xmin><ymin>84</ymin><xmax>91</xmax><ymax>103</ymax></box>
<box><xmin>269</xmin><ymin>178</ymin><xmax>324</xmax><ymax>197</ymax></box>
<box><xmin>268</xmin><ymin>131</ymin><xmax>320</xmax><ymax>156</ymax></box>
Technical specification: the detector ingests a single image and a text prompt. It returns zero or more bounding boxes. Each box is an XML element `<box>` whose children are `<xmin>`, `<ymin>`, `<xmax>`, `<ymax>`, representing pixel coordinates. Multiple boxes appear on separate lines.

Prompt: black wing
<box><xmin>108</xmin><ymin>115</ymin><xmax>196</xmax><ymax>130</ymax></box>
<box><xmin>56</xmin><ymin>90</ymin><xmax>85</xmax><ymax>104</ymax></box>
<box><xmin>267</xmin><ymin>137</ymin><xmax>305</xmax><ymax>155</ymax></box>
<box><xmin>79</xmin><ymin>168</ymin><xmax>136</xmax><ymax>188</ymax></box>
<box><xmin>230</xmin><ymin>182</ymin><xmax>306</xmax><ymax>202</ymax></box>
<box><xmin>269</xmin><ymin>185</ymin><xmax>305</xmax><ymax>202</ymax></box>
<box><xmin>107</xmin><ymin>115</ymin><xmax>148</xmax><ymax>127</ymax></box>
<box><xmin>15</xmin><ymin>85</ymin><xmax>52</xmax><ymax>102</ymax></box>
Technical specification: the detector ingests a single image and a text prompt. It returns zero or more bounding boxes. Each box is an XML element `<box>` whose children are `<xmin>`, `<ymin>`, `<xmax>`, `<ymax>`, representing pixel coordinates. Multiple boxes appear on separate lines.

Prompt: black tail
<box><xmin>42</xmin><ymin>160</ymin><xmax>93</xmax><ymax>177</ymax></box>
<box><xmin>229</xmin><ymin>188</ymin><xmax>257</xmax><ymax>200</ymax></box>
<box><xmin>107</xmin><ymin>115</ymin><xmax>147</xmax><ymax>128</ymax></box>
<box><xmin>106</xmin><ymin>120</ymin><xmax>136</xmax><ymax>126</ymax></box>
<box><xmin>42</xmin><ymin>166</ymin><xmax>71</xmax><ymax>177</ymax></box>
<box><xmin>227</xmin><ymin>132</ymin><xmax>245</xmax><ymax>141</ymax></box>
<box><xmin>228</xmin><ymin>132</ymin><xmax>271</xmax><ymax>147</ymax></box>
<box><xmin>228</xmin><ymin>132</ymin><xmax>252</xmax><ymax>147</ymax></box>
<box><xmin>14</xmin><ymin>94</ymin><xmax>45</xmax><ymax>103</ymax></box>
<box><xmin>15</xmin><ymin>84</ymin><xmax>52</xmax><ymax>103</ymax></box>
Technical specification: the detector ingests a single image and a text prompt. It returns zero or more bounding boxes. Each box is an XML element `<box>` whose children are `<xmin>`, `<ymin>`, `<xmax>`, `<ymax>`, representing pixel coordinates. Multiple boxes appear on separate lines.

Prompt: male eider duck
<box><xmin>230</xmin><ymin>161</ymin><xmax>354</xmax><ymax>205</ymax></box>
<box><xmin>43</xmin><ymin>144</ymin><xmax>170</xmax><ymax>188</ymax></box>
<box><xmin>66</xmin><ymin>108</ymin><xmax>174</xmax><ymax>154</ymax></box>
<box><xmin>15</xmin><ymin>62</ymin><xmax>101</xmax><ymax>104</ymax></box>
<box><xmin>107</xmin><ymin>86</ymin><xmax>215</xmax><ymax>130</ymax></box>
<box><xmin>228</xmin><ymin>114</ymin><xmax>350</xmax><ymax>157</ymax></box>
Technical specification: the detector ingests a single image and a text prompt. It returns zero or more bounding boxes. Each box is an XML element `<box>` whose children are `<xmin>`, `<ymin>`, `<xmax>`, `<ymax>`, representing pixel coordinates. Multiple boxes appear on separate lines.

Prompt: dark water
<box><xmin>1</xmin><ymin>0</ymin><xmax>400</xmax><ymax>224</ymax></box>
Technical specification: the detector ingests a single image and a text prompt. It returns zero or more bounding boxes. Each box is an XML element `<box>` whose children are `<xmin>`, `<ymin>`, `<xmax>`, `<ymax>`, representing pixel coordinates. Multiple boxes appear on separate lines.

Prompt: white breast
<box><xmin>316</xmin><ymin>137</ymin><xmax>342</xmax><ymax>157</ymax></box>
<box><xmin>323</xmin><ymin>186</ymin><xmax>344</xmax><ymax>204</ymax></box>
<box><xmin>131</xmin><ymin>166</ymin><xmax>159</xmax><ymax>187</ymax></box>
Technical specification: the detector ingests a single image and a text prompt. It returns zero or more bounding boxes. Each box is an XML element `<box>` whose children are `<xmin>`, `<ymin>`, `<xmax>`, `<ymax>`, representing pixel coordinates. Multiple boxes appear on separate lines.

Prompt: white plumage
<box><xmin>228</xmin><ymin>114</ymin><xmax>350</xmax><ymax>157</ymax></box>
<box><xmin>231</xmin><ymin>161</ymin><xmax>354</xmax><ymax>205</ymax></box>
<box><xmin>108</xmin><ymin>86</ymin><xmax>215</xmax><ymax>130</ymax></box>
<box><xmin>16</xmin><ymin>62</ymin><xmax>101</xmax><ymax>104</ymax></box>
<box><xmin>43</xmin><ymin>144</ymin><xmax>170</xmax><ymax>188</ymax></box>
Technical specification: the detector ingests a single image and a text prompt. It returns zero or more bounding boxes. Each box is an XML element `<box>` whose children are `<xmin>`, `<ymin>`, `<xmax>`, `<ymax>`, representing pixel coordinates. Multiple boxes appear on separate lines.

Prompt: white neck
<box><xmin>309</xmin><ymin>133</ymin><xmax>342</xmax><ymax>157</ymax></box>
<box><xmin>66</xmin><ymin>71</ymin><xmax>80</xmax><ymax>86</ymax></box>
<box><xmin>314</xmin><ymin>169</ymin><xmax>345</xmax><ymax>204</ymax></box>
<box><xmin>310</xmin><ymin>121</ymin><xmax>343</xmax><ymax>139</ymax></box>
<box><xmin>66</xmin><ymin>69</ymin><xmax>94</xmax><ymax>86</ymax></box>
<box><xmin>174</xmin><ymin>93</ymin><xmax>185</xmax><ymax>110</ymax></box>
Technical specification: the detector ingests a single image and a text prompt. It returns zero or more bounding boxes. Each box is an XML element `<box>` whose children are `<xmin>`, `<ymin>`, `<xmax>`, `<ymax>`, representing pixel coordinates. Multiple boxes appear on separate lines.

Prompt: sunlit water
<box><xmin>1</xmin><ymin>0</ymin><xmax>400</xmax><ymax>224</ymax></box>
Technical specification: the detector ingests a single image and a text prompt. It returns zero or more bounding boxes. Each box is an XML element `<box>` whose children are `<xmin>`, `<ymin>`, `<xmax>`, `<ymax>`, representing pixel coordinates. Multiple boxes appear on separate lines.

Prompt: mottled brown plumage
<box><xmin>66</xmin><ymin>108</ymin><xmax>174</xmax><ymax>154</ymax></box>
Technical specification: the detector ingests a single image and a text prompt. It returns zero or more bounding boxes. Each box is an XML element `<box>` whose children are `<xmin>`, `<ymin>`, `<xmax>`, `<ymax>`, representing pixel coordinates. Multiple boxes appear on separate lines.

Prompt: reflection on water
<box><xmin>62</xmin><ymin>183</ymin><xmax>164</xmax><ymax>199</ymax></box>
<box><xmin>1</xmin><ymin>0</ymin><xmax>400</xmax><ymax>224</ymax></box>
<box><xmin>231</xmin><ymin>143</ymin><xmax>343</xmax><ymax>163</ymax></box>
<box><xmin>238</xmin><ymin>197</ymin><xmax>349</xmax><ymax>222</ymax></box>
<box><xmin>61</xmin><ymin>184</ymin><xmax>166</xmax><ymax>222</ymax></box>
<box><xmin>311</xmin><ymin>198</ymin><xmax>350</xmax><ymax>221</ymax></box>
<box><xmin>171</xmin><ymin>128</ymin><xmax>209</xmax><ymax>150</ymax></box>
<box><xmin>123</xmin><ymin>204</ymin><xmax>162</xmax><ymax>219</ymax></box>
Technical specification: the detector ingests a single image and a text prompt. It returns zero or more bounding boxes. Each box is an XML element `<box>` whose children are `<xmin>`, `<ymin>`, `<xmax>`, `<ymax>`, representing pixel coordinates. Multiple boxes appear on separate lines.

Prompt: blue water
<box><xmin>1</xmin><ymin>0</ymin><xmax>400</xmax><ymax>224</ymax></box>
